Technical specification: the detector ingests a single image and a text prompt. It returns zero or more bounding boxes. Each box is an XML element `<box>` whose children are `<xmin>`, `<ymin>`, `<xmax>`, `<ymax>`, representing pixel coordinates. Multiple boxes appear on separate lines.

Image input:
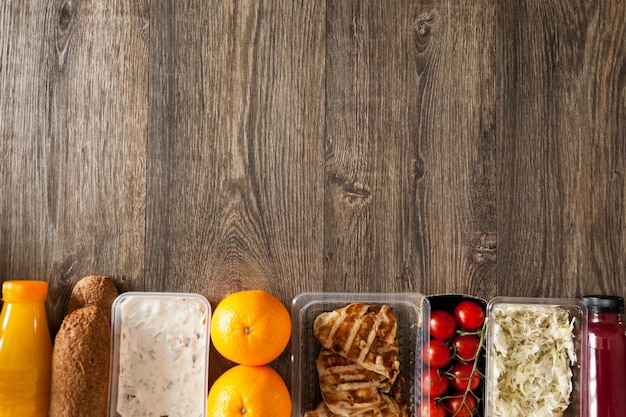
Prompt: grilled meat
<box><xmin>313</xmin><ymin>303</ymin><xmax>400</xmax><ymax>382</ymax></box>
<box><xmin>316</xmin><ymin>348</ymin><xmax>389</xmax><ymax>415</ymax></box>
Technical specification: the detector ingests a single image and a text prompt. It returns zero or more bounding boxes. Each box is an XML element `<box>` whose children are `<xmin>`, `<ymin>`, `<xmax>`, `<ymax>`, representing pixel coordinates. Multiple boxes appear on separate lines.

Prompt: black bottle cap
<box><xmin>582</xmin><ymin>295</ymin><xmax>625</xmax><ymax>314</ymax></box>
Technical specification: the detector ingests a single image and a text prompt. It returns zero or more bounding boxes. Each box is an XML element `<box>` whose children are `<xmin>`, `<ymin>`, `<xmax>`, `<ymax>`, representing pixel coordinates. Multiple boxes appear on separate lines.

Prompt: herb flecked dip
<box><xmin>115</xmin><ymin>294</ymin><xmax>209</xmax><ymax>417</ymax></box>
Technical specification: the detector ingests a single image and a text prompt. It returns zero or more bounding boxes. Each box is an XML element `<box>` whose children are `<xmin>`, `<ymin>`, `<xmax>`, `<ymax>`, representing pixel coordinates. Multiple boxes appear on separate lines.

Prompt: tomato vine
<box><xmin>423</xmin><ymin>298</ymin><xmax>487</xmax><ymax>417</ymax></box>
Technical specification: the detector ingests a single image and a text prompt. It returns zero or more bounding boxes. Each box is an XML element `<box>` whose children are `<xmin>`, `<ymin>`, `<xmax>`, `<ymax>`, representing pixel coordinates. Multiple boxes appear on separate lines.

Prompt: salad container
<box><xmin>291</xmin><ymin>292</ymin><xmax>430</xmax><ymax>417</ymax></box>
<box><xmin>108</xmin><ymin>292</ymin><xmax>211</xmax><ymax>417</ymax></box>
<box><xmin>484</xmin><ymin>297</ymin><xmax>588</xmax><ymax>417</ymax></box>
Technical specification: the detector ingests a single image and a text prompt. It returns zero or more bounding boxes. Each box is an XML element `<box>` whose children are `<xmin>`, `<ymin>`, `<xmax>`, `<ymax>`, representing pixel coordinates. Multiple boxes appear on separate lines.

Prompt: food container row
<box><xmin>292</xmin><ymin>293</ymin><xmax>588</xmax><ymax>417</ymax></box>
<box><xmin>106</xmin><ymin>291</ymin><xmax>588</xmax><ymax>417</ymax></box>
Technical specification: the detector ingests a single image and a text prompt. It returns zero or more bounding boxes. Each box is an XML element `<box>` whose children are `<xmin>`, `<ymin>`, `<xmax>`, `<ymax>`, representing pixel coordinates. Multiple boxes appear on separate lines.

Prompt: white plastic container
<box><xmin>108</xmin><ymin>292</ymin><xmax>211</xmax><ymax>417</ymax></box>
<box><xmin>484</xmin><ymin>297</ymin><xmax>588</xmax><ymax>417</ymax></box>
<box><xmin>290</xmin><ymin>292</ymin><xmax>430</xmax><ymax>417</ymax></box>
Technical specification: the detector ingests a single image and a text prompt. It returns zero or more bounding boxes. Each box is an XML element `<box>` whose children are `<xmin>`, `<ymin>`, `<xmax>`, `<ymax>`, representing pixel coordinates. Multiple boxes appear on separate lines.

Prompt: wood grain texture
<box><xmin>0</xmin><ymin>1</ymin><xmax>148</xmax><ymax>333</ymax></box>
<box><xmin>324</xmin><ymin>0</ymin><xmax>424</xmax><ymax>294</ymax></box>
<box><xmin>411</xmin><ymin>0</ymin><xmax>498</xmax><ymax>297</ymax></box>
<box><xmin>1</xmin><ymin>0</ymin><xmax>625</xmax><ymax>387</ymax></box>
<box><xmin>496</xmin><ymin>1</ymin><xmax>626</xmax><ymax>297</ymax></box>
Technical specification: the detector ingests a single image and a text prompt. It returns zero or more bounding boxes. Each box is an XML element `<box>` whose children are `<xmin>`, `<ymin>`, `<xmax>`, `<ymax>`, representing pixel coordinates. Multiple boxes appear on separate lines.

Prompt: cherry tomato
<box><xmin>421</xmin><ymin>367</ymin><xmax>450</xmax><ymax>397</ymax></box>
<box><xmin>452</xmin><ymin>334</ymin><xmax>481</xmax><ymax>361</ymax></box>
<box><xmin>449</xmin><ymin>362</ymin><xmax>481</xmax><ymax>392</ymax></box>
<box><xmin>422</xmin><ymin>338</ymin><xmax>452</xmax><ymax>368</ymax></box>
<box><xmin>454</xmin><ymin>301</ymin><xmax>485</xmax><ymax>331</ymax></box>
<box><xmin>420</xmin><ymin>398</ymin><xmax>447</xmax><ymax>417</ymax></box>
<box><xmin>430</xmin><ymin>310</ymin><xmax>458</xmax><ymax>340</ymax></box>
<box><xmin>445</xmin><ymin>392</ymin><xmax>477</xmax><ymax>417</ymax></box>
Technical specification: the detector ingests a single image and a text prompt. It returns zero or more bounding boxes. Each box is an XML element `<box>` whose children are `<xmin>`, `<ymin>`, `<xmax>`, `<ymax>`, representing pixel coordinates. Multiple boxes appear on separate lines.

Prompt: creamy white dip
<box><xmin>114</xmin><ymin>294</ymin><xmax>209</xmax><ymax>417</ymax></box>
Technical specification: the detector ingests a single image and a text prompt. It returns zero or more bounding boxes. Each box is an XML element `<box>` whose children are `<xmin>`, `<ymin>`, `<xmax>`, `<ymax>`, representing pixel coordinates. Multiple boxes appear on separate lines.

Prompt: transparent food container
<box><xmin>427</xmin><ymin>294</ymin><xmax>488</xmax><ymax>417</ymax></box>
<box><xmin>484</xmin><ymin>297</ymin><xmax>588</xmax><ymax>417</ymax></box>
<box><xmin>291</xmin><ymin>292</ymin><xmax>430</xmax><ymax>417</ymax></box>
<box><xmin>108</xmin><ymin>292</ymin><xmax>211</xmax><ymax>417</ymax></box>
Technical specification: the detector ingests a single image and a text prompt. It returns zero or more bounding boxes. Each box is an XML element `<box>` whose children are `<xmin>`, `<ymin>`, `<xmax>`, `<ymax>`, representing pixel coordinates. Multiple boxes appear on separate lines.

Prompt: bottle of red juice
<box><xmin>582</xmin><ymin>295</ymin><xmax>626</xmax><ymax>417</ymax></box>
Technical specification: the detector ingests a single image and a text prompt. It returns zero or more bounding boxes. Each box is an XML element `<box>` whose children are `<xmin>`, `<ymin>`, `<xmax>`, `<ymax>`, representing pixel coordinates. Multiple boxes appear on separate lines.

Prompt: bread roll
<box><xmin>49</xmin><ymin>305</ymin><xmax>110</xmax><ymax>417</ymax></box>
<box><xmin>66</xmin><ymin>275</ymin><xmax>118</xmax><ymax>320</ymax></box>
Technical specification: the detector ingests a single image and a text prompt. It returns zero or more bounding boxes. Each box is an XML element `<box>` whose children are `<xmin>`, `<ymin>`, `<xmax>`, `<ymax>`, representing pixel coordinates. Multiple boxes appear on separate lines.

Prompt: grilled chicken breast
<box><xmin>306</xmin><ymin>303</ymin><xmax>408</xmax><ymax>417</ymax></box>
<box><xmin>313</xmin><ymin>303</ymin><xmax>400</xmax><ymax>382</ymax></box>
<box><xmin>316</xmin><ymin>348</ymin><xmax>389</xmax><ymax>415</ymax></box>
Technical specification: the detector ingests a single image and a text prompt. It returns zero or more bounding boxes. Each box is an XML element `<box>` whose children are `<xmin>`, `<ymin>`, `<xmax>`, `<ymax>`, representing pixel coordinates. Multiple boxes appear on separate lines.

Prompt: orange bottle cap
<box><xmin>1</xmin><ymin>280</ymin><xmax>49</xmax><ymax>301</ymax></box>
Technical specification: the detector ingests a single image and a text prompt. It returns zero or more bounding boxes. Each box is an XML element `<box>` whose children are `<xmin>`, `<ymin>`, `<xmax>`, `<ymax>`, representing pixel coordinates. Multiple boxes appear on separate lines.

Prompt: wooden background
<box><xmin>2</xmin><ymin>0</ymin><xmax>625</xmax><ymax>385</ymax></box>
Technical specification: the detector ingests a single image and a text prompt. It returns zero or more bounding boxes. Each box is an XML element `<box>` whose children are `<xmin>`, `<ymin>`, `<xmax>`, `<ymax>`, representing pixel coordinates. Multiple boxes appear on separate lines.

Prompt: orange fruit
<box><xmin>207</xmin><ymin>365</ymin><xmax>292</xmax><ymax>417</ymax></box>
<box><xmin>210</xmin><ymin>289</ymin><xmax>291</xmax><ymax>366</ymax></box>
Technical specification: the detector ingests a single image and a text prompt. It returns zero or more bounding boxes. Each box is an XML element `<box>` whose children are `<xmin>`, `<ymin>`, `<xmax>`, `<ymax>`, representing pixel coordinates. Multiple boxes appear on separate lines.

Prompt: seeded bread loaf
<box><xmin>49</xmin><ymin>305</ymin><xmax>111</xmax><ymax>417</ymax></box>
<box><xmin>49</xmin><ymin>275</ymin><xmax>118</xmax><ymax>417</ymax></box>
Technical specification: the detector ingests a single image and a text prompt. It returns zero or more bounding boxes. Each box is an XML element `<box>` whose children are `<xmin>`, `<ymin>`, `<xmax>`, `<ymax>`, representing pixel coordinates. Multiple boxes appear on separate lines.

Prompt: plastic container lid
<box><xmin>1</xmin><ymin>280</ymin><xmax>49</xmax><ymax>301</ymax></box>
<box><xmin>582</xmin><ymin>295</ymin><xmax>624</xmax><ymax>314</ymax></box>
<box><xmin>108</xmin><ymin>292</ymin><xmax>211</xmax><ymax>417</ymax></box>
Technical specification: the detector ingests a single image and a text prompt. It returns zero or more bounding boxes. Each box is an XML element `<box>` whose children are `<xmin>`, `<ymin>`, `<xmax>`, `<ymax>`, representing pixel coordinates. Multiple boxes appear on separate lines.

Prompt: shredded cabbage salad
<box><xmin>487</xmin><ymin>304</ymin><xmax>576</xmax><ymax>417</ymax></box>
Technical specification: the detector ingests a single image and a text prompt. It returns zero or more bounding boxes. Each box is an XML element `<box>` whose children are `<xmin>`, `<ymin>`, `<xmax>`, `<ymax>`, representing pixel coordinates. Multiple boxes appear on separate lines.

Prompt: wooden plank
<box><xmin>496</xmin><ymin>1</ymin><xmax>626</xmax><ymax>297</ymax></box>
<box><xmin>146</xmin><ymin>0</ymin><xmax>325</xmax><ymax>380</ymax></box>
<box><xmin>416</xmin><ymin>1</ymin><xmax>498</xmax><ymax>297</ymax></box>
<box><xmin>0</xmin><ymin>1</ymin><xmax>149</xmax><ymax>333</ymax></box>
<box><xmin>325</xmin><ymin>0</ymin><xmax>422</xmax><ymax>293</ymax></box>
<box><xmin>324</xmin><ymin>0</ymin><xmax>498</xmax><ymax>296</ymax></box>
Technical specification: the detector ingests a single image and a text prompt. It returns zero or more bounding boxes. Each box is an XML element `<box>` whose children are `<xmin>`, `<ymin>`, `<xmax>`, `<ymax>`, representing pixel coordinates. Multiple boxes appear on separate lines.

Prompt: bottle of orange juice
<box><xmin>0</xmin><ymin>280</ymin><xmax>53</xmax><ymax>417</ymax></box>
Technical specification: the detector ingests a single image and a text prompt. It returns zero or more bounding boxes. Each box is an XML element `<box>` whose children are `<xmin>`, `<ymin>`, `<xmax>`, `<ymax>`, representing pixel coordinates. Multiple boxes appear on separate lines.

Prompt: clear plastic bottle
<box><xmin>582</xmin><ymin>295</ymin><xmax>626</xmax><ymax>417</ymax></box>
<box><xmin>0</xmin><ymin>280</ymin><xmax>53</xmax><ymax>417</ymax></box>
